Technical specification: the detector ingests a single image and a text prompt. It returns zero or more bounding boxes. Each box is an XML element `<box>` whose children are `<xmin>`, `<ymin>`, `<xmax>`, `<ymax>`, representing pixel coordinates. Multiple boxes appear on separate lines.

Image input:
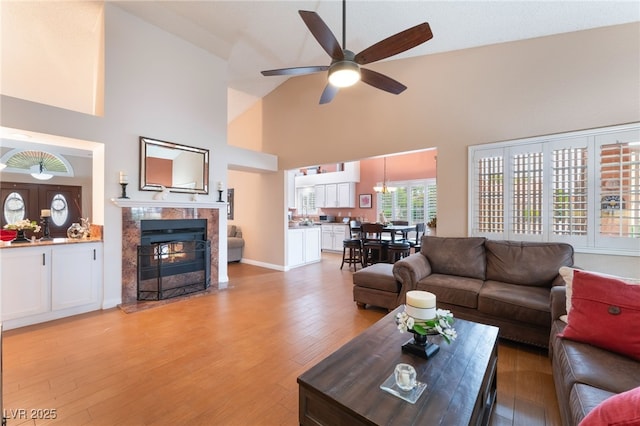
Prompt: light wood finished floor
<box><xmin>3</xmin><ymin>253</ymin><xmax>561</xmax><ymax>425</ymax></box>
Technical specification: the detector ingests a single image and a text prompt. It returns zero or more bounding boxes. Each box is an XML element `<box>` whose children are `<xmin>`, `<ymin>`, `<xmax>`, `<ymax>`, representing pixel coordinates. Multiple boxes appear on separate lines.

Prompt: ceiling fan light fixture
<box><xmin>328</xmin><ymin>61</ymin><xmax>360</xmax><ymax>88</ymax></box>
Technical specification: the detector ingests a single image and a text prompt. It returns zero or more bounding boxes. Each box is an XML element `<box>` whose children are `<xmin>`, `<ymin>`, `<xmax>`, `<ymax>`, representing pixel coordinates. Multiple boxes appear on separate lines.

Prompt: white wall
<box><xmin>1</xmin><ymin>4</ymin><xmax>230</xmax><ymax>307</ymax></box>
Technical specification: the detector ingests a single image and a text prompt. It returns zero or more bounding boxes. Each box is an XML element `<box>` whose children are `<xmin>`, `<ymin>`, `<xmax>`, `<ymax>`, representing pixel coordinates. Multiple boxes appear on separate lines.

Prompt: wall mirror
<box><xmin>140</xmin><ymin>136</ymin><xmax>209</xmax><ymax>194</ymax></box>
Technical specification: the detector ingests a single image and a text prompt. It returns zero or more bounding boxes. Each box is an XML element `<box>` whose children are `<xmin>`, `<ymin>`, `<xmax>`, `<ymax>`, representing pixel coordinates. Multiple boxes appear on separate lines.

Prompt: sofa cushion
<box><xmin>353</xmin><ymin>263</ymin><xmax>400</xmax><ymax>294</ymax></box>
<box><xmin>485</xmin><ymin>240</ymin><xmax>573</xmax><ymax>287</ymax></box>
<box><xmin>415</xmin><ymin>274</ymin><xmax>483</xmax><ymax>309</ymax></box>
<box><xmin>559</xmin><ymin>266</ymin><xmax>640</xmax><ymax>323</ymax></box>
<box><xmin>227</xmin><ymin>224</ymin><xmax>237</xmax><ymax>237</ymax></box>
<box><xmin>570</xmin><ymin>384</ymin><xmax>616</xmax><ymax>426</ymax></box>
<box><xmin>579</xmin><ymin>386</ymin><xmax>640</xmax><ymax>426</ymax></box>
<box><xmin>420</xmin><ymin>236</ymin><xmax>486</xmax><ymax>280</ymax></box>
<box><xmin>559</xmin><ymin>270</ymin><xmax>640</xmax><ymax>361</ymax></box>
<box><xmin>551</xmin><ymin>323</ymin><xmax>640</xmax><ymax>397</ymax></box>
<box><xmin>478</xmin><ymin>281</ymin><xmax>551</xmax><ymax>327</ymax></box>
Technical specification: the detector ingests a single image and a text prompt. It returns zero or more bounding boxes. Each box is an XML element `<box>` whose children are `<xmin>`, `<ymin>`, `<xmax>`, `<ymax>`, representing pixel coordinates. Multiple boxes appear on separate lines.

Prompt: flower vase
<box><xmin>402</xmin><ymin>331</ymin><xmax>440</xmax><ymax>359</ymax></box>
<box><xmin>13</xmin><ymin>229</ymin><xmax>30</xmax><ymax>243</ymax></box>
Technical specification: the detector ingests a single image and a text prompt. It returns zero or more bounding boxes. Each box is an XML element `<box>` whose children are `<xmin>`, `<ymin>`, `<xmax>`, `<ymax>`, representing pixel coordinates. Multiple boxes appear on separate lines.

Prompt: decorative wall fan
<box><xmin>261</xmin><ymin>0</ymin><xmax>433</xmax><ymax>104</ymax></box>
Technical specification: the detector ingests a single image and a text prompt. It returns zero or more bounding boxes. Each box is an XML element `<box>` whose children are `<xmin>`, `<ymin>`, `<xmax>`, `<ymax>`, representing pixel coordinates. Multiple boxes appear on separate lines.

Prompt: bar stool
<box><xmin>341</xmin><ymin>238</ymin><xmax>364</xmax><ymax>271</ymax></box>
<box><xmin>387</xmin><ymin>241</ymin><xmax>411</xmax><ymax>263</ymax></box>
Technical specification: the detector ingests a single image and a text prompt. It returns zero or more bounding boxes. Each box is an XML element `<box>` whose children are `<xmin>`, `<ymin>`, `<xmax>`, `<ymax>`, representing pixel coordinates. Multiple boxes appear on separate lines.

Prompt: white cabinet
<box><xmin>51</xmin><ymin>243</ymin><xmax>101</xmax><ymax>311</ymax></box>
<box><xmin>287</xmin><ymin>229</ymin><xmax>305</xmax><ymax>267</ymax></box>
<box><xmin>287</xmin><ymin>227</ymin><xmax>321</xmax><ymax>268</ymax></box>
<box><xmin>0</xmin><ymin>247</ymin><xmax>50</xmax><ymax>321</ymax></box>
<box><xmin>315</xmin><ymin>183</ymin><xmax>355</xmax><ymax>208</ymax></box>
<box><xmin>304</xmin><ymin>227</ymin><xmax>321</xmax><ymax>263</ymax></box>
<box><xmin>314</xmin><ymin>185</ymin><xmax>326</xmax><ymax>208</ymax></box>
<box><xmin>337</xmin><ymin>183</ymin><xmax>355</xmax><ymax>208</ymax></box>
<box><xmin>321</xmin><ymin>224</ymin><xmax>350</xmax><ymax>252</ymax></box>
<box><xmin>0</xmin><ymin>242</ymin><xmax>103</xmax><ymax>330</ymax></box>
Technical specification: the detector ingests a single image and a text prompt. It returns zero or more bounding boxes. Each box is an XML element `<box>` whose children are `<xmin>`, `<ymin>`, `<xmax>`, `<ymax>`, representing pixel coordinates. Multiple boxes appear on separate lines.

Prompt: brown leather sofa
<box><xmin>549</xmin><ymin>286</ymin><xmax>640</xmax><ymax>425</ymax></box>
<box><xmin>390</xmin><ymin>236</ymin><xmax>574</xmax><ymax>348</ymax></box>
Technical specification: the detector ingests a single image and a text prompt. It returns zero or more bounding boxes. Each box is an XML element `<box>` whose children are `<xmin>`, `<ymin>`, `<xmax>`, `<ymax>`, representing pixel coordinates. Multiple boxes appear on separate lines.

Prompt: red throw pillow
<box><xmin>558</xmin><ymin>270</ymin><xmax>640</xmax><ymax>361</ymax></box>
<box><xmin>579</xmin><ymin>386</ymin><xmax>640</xmax><ymax>426</ymax></box>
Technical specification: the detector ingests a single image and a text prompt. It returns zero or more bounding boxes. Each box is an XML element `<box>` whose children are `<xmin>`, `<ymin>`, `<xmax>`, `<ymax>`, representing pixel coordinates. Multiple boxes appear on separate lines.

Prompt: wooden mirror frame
<box><xmin>139</xmin><ymin>136</ymin><xmax>209</xmax><ymax>194</ymax></box>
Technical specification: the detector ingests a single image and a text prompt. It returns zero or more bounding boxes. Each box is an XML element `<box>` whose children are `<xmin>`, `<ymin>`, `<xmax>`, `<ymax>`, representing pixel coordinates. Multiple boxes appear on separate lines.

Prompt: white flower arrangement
<box><xmin>395</xmin><ymin>308</ymin><xmax>458</xmax><ymax>344</ymax></box>
<box><xmin>3</xmin><ymin>219</ymin><xmax>41</xmax><ymax>233</ymax></box>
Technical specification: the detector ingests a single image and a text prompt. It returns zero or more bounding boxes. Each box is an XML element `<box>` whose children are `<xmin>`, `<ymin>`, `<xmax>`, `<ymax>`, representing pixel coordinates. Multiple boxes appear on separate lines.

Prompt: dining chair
<box><xmin>361</xmin><ymin>222</ymin><xmax>388</xmax><ymax>265</ymax></box>
<box><xmin>411</xmin><ymin>223</ymin><xmax>426</xmax><ymax>253</ymax></box>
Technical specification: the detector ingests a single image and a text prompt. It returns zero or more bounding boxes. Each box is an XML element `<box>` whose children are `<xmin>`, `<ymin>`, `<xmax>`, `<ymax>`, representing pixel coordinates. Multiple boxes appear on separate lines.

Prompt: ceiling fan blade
<box><xmin>355</xmin><ymin>22</ymin><xmax>433</xmax><ymax>65</ymax></box>
<box><xmin>299</xmin><ymin>10</ymin><xmax>344</xmax><ymax>60</ymax></box>
<box><xmin>360</xmin><ymin>68</ymin><xmax>407</xmax><ymax>95</ymax></box>
<box><xmin>319</xmin><ymin>84</ymin><xmax>339</xmax><ymax>104</ymax></box>
<box><xmin>261</xmin><ymin>66</ymin><xmax>328</xmax><ymax>77</ymax></box>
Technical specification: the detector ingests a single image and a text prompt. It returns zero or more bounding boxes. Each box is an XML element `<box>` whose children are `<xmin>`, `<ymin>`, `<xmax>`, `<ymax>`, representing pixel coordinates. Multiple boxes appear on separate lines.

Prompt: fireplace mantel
<box><xmin>111</xmin><ymin>198</ymin><xmax>226</xmax><ymax>209</ymax></box>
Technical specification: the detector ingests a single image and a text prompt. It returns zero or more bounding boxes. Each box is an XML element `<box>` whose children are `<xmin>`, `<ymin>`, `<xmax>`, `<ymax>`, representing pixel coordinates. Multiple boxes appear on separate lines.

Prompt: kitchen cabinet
<box><xmin>315</xmin><ymin>183</ymin><xmax>355</xmax><ymax>208</ymax></box>
<box><xmin>287</xmin><ymin>227</ymin><xmax>321</xmax><ymax>268</ymax></box>
<box><xmin>321</xmin><ymin>224</ymin><xmax>350</xmax><ymax>252</ymax></box>
<box><xmin>0</xmin><ymin>241</ymin><xmax>103</xmax><ymax>330</ymax></box>
<box><xmin>314</xmin><ymin>185</ymin><xmax>326</xmax><ymax>208</ymax></box>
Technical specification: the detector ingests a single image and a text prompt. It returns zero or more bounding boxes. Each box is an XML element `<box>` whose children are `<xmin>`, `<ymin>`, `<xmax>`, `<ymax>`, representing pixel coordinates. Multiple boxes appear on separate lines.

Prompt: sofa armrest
<box><xmin>550</xmin><ymin>285</ymin><xmax>567</xmax><ymax>320</ymax></box>
<box><xmin>393</xmin><ymin>253</ymin><xmax>432</xmax><ymax>296</ymax></box>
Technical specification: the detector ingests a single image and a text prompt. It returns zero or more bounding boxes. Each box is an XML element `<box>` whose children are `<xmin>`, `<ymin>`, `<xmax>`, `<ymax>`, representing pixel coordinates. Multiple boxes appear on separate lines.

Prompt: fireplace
<box><xmin>117</xmin><ymin>202</ymin><xmax>220</xmax><ymax>307</ymax></box>
<box><xmin>137</xmin><ymin>219</ymin><xmax>211</xmax><ymax>301</ymax></box>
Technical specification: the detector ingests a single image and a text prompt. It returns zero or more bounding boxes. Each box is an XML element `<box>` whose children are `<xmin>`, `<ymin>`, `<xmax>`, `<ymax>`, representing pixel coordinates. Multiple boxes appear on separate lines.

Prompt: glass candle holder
<box><xmin>394</xmin><ymin>363</ymin><xmax>417</xmax><ymax>391</ymax></box>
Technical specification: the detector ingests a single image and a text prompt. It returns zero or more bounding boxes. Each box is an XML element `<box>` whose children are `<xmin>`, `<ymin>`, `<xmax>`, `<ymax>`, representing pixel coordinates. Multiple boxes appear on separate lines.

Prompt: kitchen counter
<box><xmin>0</xmin><ymin>237</ymin><xmax>103</xmax><ymax>249</ymax></box>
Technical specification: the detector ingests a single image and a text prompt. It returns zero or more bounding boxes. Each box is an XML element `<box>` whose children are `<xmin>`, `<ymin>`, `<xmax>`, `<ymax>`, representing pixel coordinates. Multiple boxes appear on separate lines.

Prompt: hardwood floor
<box><xmin>3</xmin><ymin>253</ymin><xmax>561</xmax><ymax>425</ymax></box>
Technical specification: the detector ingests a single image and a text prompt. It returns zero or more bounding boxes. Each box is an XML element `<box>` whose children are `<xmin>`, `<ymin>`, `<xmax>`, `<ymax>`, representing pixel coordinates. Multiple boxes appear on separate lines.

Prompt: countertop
<box><xmin>0</xmin><ymin>237</ymin><xmax>103</xmax><ymax>249</ymax></box>
<box><xmin>288</xmin><ymin>222</ymin><xmax>349</xmax><ymax>229</ymax></box>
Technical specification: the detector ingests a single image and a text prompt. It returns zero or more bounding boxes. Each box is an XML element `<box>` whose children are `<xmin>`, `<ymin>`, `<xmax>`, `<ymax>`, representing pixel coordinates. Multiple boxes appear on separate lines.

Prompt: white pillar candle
<box><xmin>119</xmin><ymin>171</ymin><xmax>128</xmax><ymax>184</ymax></box>
<box><xmin>217</xmin><ymin>181</ymin><xmax>223</xmax><ymax>191</ymax></box>
<box><xmin>406</xmin><ymin>291</ymin><xmax>436</xmax><ymax>309</ymax></box>
<box><xmin>40</xmin><ymin>209</ymin><xmax>51</xmax><ymax>217</ymax></box>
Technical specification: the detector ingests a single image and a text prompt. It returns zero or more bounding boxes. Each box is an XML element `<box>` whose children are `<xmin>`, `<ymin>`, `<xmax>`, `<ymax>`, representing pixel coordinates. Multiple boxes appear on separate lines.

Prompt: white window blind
<box><xmin>469</xmin><ymin>123</ymin><xmax>640</xmax><ymax>255</ymax></box>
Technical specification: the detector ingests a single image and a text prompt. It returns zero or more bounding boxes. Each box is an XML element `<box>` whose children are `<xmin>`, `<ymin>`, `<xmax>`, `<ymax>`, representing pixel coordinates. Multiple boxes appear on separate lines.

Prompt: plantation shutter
<box><xmin>471</xmin><ymin>148</ymin><xmax>505</xmax><ymax>239</ymax></box>
<box><xmin>596</xmin><ymin>130</ymin><xmax>640</xmax><ymax>250</ymax></box>
<box><xmin>547</xmin><ymin>137</ymin><xmax>589</xmax><ymax>246</ymax></box>
<box><xmin>510</xmin><ymin>144</ymin><xmax>544</xmax><ymax>240</ymax></box>
<box><xmin>409</xmin><ymin>185</ymin><xmax>425</xmax><ymax>224</ymax></box>
<box><xmin>425</xmin><ymin>183</ymin><xmax>437</xmax><ymax>223</ymax></box>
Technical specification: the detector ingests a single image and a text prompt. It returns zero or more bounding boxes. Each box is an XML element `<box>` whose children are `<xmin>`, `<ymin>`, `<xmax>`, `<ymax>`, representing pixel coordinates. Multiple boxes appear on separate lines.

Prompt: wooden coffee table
<box><xmin>298</xmin><ymin>307</ymin><xmax>499</xmax><ymax>425</ymax></box>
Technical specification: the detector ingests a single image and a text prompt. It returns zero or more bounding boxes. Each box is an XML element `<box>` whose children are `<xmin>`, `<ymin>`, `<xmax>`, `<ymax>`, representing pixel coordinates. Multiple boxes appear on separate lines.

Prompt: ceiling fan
<box><xmin>261</xmin><ymin>0</ymin><xmax>433</xmax><ymax>104</ymax></box>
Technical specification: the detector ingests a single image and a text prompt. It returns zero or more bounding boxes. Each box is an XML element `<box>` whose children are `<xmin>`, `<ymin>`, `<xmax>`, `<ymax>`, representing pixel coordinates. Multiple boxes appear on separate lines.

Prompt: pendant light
<box><xmin>373</xmin><ymin>157</ymin><xmax>397</xmax><ymax>194</ymax></box>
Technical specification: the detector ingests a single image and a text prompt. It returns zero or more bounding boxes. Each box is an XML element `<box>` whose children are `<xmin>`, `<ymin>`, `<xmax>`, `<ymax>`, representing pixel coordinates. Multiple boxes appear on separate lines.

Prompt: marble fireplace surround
<box><xmin>113</xmin><ymin>199</ymin><xmax>222</xmax><ymax>306</ymax></box>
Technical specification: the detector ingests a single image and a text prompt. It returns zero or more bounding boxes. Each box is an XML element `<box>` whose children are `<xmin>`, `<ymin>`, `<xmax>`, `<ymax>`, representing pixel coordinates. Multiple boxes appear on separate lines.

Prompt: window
<box><xmin>377</xmin><ymin>179</ymin><xmax>436</xmax><ymax>225</ymax></box>
<box><xmin>3</xmin><ymin>192</ymin><xmax>25</xmax><ymax>224</ymax></box>
<box><xmin>296</xmin><ymin>187</ymin><xmax>317</xmax><ymax>216</ymax></box>
<box><xmin>469</xmin><ymin>123</ymin><xmax>640</xmax><ymax>254</ymax></box>
<box><xmin>50</xmin><ymin>193</ymin><xmax>69</xmax><ymax>226</ymax></box>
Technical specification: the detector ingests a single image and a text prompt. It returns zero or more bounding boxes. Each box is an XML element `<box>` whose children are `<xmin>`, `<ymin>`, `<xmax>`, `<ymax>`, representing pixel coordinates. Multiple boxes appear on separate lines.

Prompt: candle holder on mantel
<box><xmin>217</xmin><ymin>189</ymin><xmax>223</xmax><ymax>203</ymax></box>
<box><xmin>40</xmin><ymin>216</ymin><xmax>52</xmax><ymax>241</ymax></box>
<box><xmin>119</xmin><ymin>183</ymin><xmax>130</xmax><ymax>199</ymax></box>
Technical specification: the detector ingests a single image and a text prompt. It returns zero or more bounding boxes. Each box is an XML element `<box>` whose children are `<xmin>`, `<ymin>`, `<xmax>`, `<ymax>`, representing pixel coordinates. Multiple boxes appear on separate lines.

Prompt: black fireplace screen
<box><xmin>137</xmin><ymin>240</ymin><xmax>211</xmax><ymax>301</ymax></box>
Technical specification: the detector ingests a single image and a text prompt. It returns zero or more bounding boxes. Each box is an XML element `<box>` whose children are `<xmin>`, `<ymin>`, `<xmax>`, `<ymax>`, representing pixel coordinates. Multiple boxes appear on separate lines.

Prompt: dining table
<box><xmin>353</xmin><ymin>224</ymin><xmax>416</xmax><ymax>243</ymax></box>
